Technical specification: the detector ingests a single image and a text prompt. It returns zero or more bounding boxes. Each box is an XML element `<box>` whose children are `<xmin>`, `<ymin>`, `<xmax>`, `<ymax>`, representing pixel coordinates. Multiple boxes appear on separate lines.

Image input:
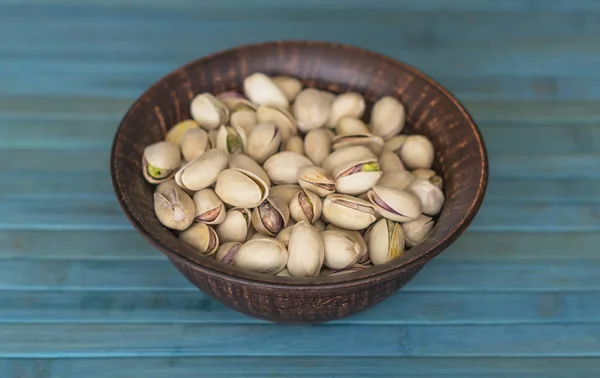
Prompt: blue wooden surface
<box><xmin>2</xmin><ymin>0</ymin><xmax>600</xmax><ymax>376</ymax></box>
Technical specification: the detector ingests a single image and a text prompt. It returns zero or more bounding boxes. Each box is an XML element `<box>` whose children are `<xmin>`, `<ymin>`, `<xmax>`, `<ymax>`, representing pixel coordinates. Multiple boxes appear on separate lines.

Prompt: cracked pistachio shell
<box><xmin>269</xmin><ymin>184</ymin><xmax>302</xmax><ymax>205</ymax></box>
<box><xmin>325</xmin><ymin>224</ymin><xmax>368</xmax><ymax>264</ymax></box>
<box><xmin>287</xmin><ymin>221</ymin><xmax>325</xmax><ymax>277</ymax></box>
<box><xmin>174</xmin><ymin>148</ymin><xmax>228</xmax><ymax>191</ymax></box>
<box><xmin>275</xmin><ymin>267</ymin><xmax>292</xmax><ymax>277</ymax></box>
<box><xmin>323</xmin><ymin>263</ymin><xmax>372</xmax><ymax>276</ymax></box>
<box><xmin>143</xmin><ymin>141</ymin><xmax>181</xmax><ymax>184</ymax></box>
<box><xmin>264</xmin><ymin>151</ymin><xmax>313</xmax><ymax>185</ymax></box>
<box><xmin>179</xmin><ymin>223</ymin><xmax>219</xmax><ymax>256</ymax></box>
<box><xmin>284</xmin><ymin>136</ymin><xmax>305</xmax><ymax>155</ymax></box>
<box><xmin>216</xmin><ymin>92</ymin><xmax>258</xmax><ymax>112</ymax></box>
<box><xmin>245</xmin><ymin>121</ymin><xmax>282</xmax><ymax>164</ymax></box>
<box><xmin>166</xmin><ymin>119</ymin><xmax>199</xmax><ymax>145</ymax></box>
<box><xmin>327</xmin><ymin>92</ymin><xmax>365</xmax><ymax>128</ymax></box>
<box><xmin>215</xmin><ymin>241</ymin><xmax>243</xmax><ymax>264</ymax></box>
<box><xmin>256</xmin><ymin>105</ymin><xmax>297</xmax><ymax>141</ymax></box>
<box><xmin>192</xmin><ymin>189</ymin><xmax>226</xmax><ymax>225</ymax></box>
<box><xmin>322</xmin><ymin>194</ymin><xmax>377</xmax><ymax>230</ymax></box>
<box><xmin>230</xmin><ymin>109</ymin><xmax>258</xmax><ymax>136</ymax></box>
<box><xmin>383</xmin><ymin>135</ymin><xmax>408</xmax><ymax>155</ymax></box>
<box><xmin>377</xmin><ymin>171</ymin><xmax>416</xmax><ymax>191</ymax></box>
<box><xmin>332</xmin><ymin>133</ymin><xmax>384</xmax><ymax>156</ymax></box>
<box><xmin>321</xmin><ymin>145</ymin><xmax>376</xmax><ymax>173</ymax></box>
<box><xmin>214</xmin><ymin>168</ymin><xmax>269</xmax><ymax>208</ymax></box>
<box><xmin>403</xmin><ymin>214</ymin><xmax>435</xmax><ymax>247</ymax></box>
<box><xmin>276</xmin><ymin>225</ymin><xmax>294</xmax><ymax>247</ymax></box>
<box><xmin>272</xmin><ymin>76</ymin><xmax>303</xmax><ymax>102</ymax></box>
<box><xmin>370</xmin><ymin>96</ymin><xmax>406</xmax><ymax>140</ymax></box>
<box><xmin>216</xmin><ymin>125</ymin><xmax>247</xmax><ymax>154</ymax></box>
<box><xmin>379</xmin><ymin>152</ymin><xmax>406</xmax><ymax>172</ymax></box>
<box><xmin>400</xmin><ymin>135</ymin><xmax>435</xmax><ymax>169</ymax></box>
<box><xmin>251</xmin><ymin>196</ymin><xmax>291</xmax><ymax>237</ymax></box>
<box><xmin>190</xmin><ymin>93</ymin><xmax>229</xmax><ymax>130</ymax></box>
<box><xmin>228</xmin><ymin>153</ymin><xmax>271</xmax><ymax>187</ymax></box>
<box><xmin>368</xmin><ymin>218</ymin><xmax>405</xmax><ymax>265</ymax></box>
<box><xmin>180</xmin><ymin>128</ymin><xmax>211</xmax><ymax>162</ymax></box>
<box><xmin>305</xmin><ymin>128</ymin><xmax>333</xmax><ymax>166</ymax></box>
<box><xmin>333</xmin><ymin>158</ymin><xmax>383</xmax><ymax>195</ymax></box>
<box><xmin>297</xmin><ymin>166</ymin><xmax>335</xmax><ymax>197</ymax></box>
<box><xmin>292</xmin><ymin>88</ymin><xmax>331</xmax><ymax>132</ymax></box>
<box><xmin>322</xmin><ymin>230</ymin><xmax>361</xmax><ymax>270</ymax></box>
<box><xmin>243</xmin><ymin>72</ymin><xmax>289</xmax><ymax>109</ymax></box>
<box><xmin>336</xmin><ymin>117</ymin><xmax>370</xmax><ymax>136</ymax></box>
<box><xmin>153</xmin><ymin>186</ymin><xmax>195</xmax><ymax>231</ymax></box>
<box><xmin>215</xmin><ymin>208</ymin><xmax>251</xmax><ymax>243</ymax></box>
<box><xmin>228</xmin><ymin>238</ymin><xmax>288</xmax><ymax>274</ymax></box>
<box><xmin>408</xmin><ymin>178</ymin><xmax>445</xmax><ymax>216</ymax></box>
<box><xmin>368</xmin><ymin>185</ymin><xmax>421</xmax><ymax>222</ymax></box>
<box><xmin>289</xmin><ymin>188</ymin><xmax>322</xmax><ymax>223</ymax></box>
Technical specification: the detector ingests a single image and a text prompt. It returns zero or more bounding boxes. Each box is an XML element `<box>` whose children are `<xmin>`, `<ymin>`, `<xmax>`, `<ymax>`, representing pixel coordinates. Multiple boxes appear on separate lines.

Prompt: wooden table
<box><xmin>2</xmin><ymin>1</ymin><xmax>599</xmax><ymax>376</ymax></box>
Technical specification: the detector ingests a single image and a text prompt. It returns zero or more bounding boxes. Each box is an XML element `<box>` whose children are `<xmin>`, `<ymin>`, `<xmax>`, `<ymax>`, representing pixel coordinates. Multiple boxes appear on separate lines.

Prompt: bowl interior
<box><xmin>111</xmin><ymin>41</ymin><xmax>488</xmax><ymax>286</ymax></box>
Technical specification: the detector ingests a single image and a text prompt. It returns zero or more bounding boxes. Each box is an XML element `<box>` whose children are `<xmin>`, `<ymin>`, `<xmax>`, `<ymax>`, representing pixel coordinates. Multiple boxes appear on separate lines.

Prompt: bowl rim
<box><xmin>110</xmin><ymin>40</ymin><xmax>489</xmax><ymax>289</ymax></box>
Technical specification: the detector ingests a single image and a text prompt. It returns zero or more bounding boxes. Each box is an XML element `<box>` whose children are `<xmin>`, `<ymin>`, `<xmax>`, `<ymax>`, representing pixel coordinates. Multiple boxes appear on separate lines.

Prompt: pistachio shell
<box><xmin>379</xmin><ymin>152</ymin><xmax>406</xmax><ymax>172</ymax></box>
<box><xmin>370</xmin><ymin>96</ymin><xmax>405</xmax><ymax>140</ymax></box>
<box><xmin>429</xmin><ymin>175</ymin><xmax>443</xmax><ymax>189</ymax></box>
<box><xmin>284</xmin><ymin>136</ymin><xmax>305</xmax><ymax>155</ymax></box>
<box><xmin>190</xmin><ymin>93</ymin><xmax>229</xmax><ymax>130</ymax></box>
<box><xmin>289</xmin><ymin>188</ymin><xmax>322</xmax><ymax>223</ymax></box>
<box><xmin>400</xmin><ymin>135</ymin><xmax>435</xmax><ymax>169</ymax></box>
<box><xmin>143</xmin><ymin>141</ymin><xmax>181</xmax><ymax>184</ymax></box>
<box><xmin>180</xmin><ymin>128</ymin><xmax>211</xmax><ymax>162</ymax></box>
<box><xmin>322</xmin><ymin>230</ymin><xmax>361</xmax><ymax>269</ymax></box>
<box><xmin>275</xmin><ymin>267</ymin><xmax>292</xmax><ymax>277</ymax></box>
<box><xmin>245</xmin><ymin>121</ymin><xmax>282</xmax><ymax>164</ymax></box>
<box><xmin>215</xmin><ymin>241</ymin><xmax>243</xmax><ymax>264</ymax></box>
<box><xmin>216</xmin><ymin>125</ymin><xmax>247</xmax><ymax>154</ymax></box>
<box><xmin>377</xmin><ymin>171</ymin><xmax>416</xmax><ymax>191</ymax></box>
<box><xmin>243</xmin><ymin>73</ymin><xmax>289</xmax><ymax>109</ymax></box>
<box><xmin>276</xmin><ymin>225</ymin><xmax>294</xmax><ymax>247</ymax></box>
<box><xmin>332</xmin><ymin>133</ymin><xmax>384</xmax><ymax>155</ymax></box>
<box><xmin>153</xmin><ymin>186</ymin><xmax>195</xmax><ymax>231</ymax></box>
<box><xmin>166</xmin><ymin>119</ymin><xmax>200</xmax><ymax>145</ymax></box>
<box><xmin>264</xmin><ymin>151</ymin><xmax>313</xmax><ymax>185</ymax></box>
<box><xmin>230</xmin><ymin>238</ymin><xmax>288</xmax><ymax>274</ymax></box>
<box><xmin>304</xmin><ymin>128</ymin><xmax>332</xmax><ymax>166</ymax></box>
<box><xmin>336</xmin><ymin>117</ymin><xmax>370</xmax><ymax>135</ymax></box>
<box><xmin>411</xmin><ymin>168</ymin><xmax>436</xmax><ymax>180</ymax></box>
<box><xmin>383</xmin><ymin>135</ymin><xmax>408</xmax><ymax>155</ymax></box>
<box><xmin>174</xmin><ymin>148</ymin><xmax>228</xmax><ymax>191</ymax></box>
<box><xmin>333</xmin><ymin>158</ymin><xmax>383</xmax><ymax>195</ymax></box>
<box><xmin>327</xmin><ymin>92</ymin><xmax>365</xmax><ymax>127</ymax></box>
<box><xmin>367</xmin><ymin>185</ymin><xmax>421</xmax><ymax>222</ymax></box>
<box><xmin>319</xmin><ymin>90</ymin><xmax>336</xmax><ymax>105</ymax></box>
<box><xmin>214</xmin><ymin>168</ymin><xmax>269</xmax><ymax>208</ymax></box>
<box><xmin>215</xmin><ymin>208</ymin><xmax>251</xmax><ymax>243</ymax></box>
<box><xmin>408</xmin><ymin>178</ymin><xmax>445</xmax><ymax>216</ymax></box>
<box><xmin>256</xmin><ymin>106</ymin><xmax>298</xmax><ymax>141</ymax></box>
<box><xmin>192</xmin><ymin>189</ymin><xmax>226</xmax><ymax>225</ymax></box>
<box><xmin>325</xmin><ymin>225</ymin><xmax>369</xmax><ymax>264</ymax></box>
<box><xmin>321</xmin><ymin>145</ymin><xmax>375</xmax><ymax>173</ymax></box>
<box><xmin>403</xmin><ymin>214</ymin><xmax>434</xmax><ymax>247</ymax></box>
<box><xmin>287</xmin><ymin>221</ymin><xmax>325</xmax><ymax>277</ymax></box>
<box><xmin>216</xmin><ymin>92</ymin><xmax>258</xmax><ymax>112</ymax></box>
<box><xmin>324</xmin><ymin>263</ymin><xmax>371</xmax><ymax>276</ymax></box>
<box><xmin>272</xmin><ymin>76</ymin><xmax>303</xmax><ymax>102</ymax></box>
<box><xmin>322</xmin><ymin>194</ymin><xmax>377</xmax><ymax>230</ymax></box>
<box><xmin>155</xmin><ymin>179</ymin><xmax>180</xmax><ymax>195</ymax></box>
<box><xmin>297</xmin><ymin>166</ymin><xmax>335</xmax><ymax>197</ymax></box>
<box><xmin>292</xmin><ymin>88</ymin><xmax>331</xmax><ymax>132</ymax></box>
<box><xmin>251</xmin><ymin>196</ymin><xmax>290</xmax><ymax>236</ymax></box>
<box><xmin>179</xmin><ymin>223</ymin><xmax>220</xmax><ymax>256</ymax></box>
<box><xmin>368</xmin><ymin>218</ymin><xmax>405</xmax><ymax>265</ymax></box>
<box><xmin>269</xmin><ymin>184</ymin><xmax>302</xmax><ymax>204</ymax></box>
<box><xmin>230</xmin><ymin>109</ymin><xmax>258</xmax><ymax>136</ymax></box>
<box><xmin>250</xmin><ymin>233</ymin><xmax>272</xmax><ymax>241</ymax></box>
<box><xmin>228</xmin><ymin>153</ymin><xmax>271</xmax><ymax>187</ymax></box>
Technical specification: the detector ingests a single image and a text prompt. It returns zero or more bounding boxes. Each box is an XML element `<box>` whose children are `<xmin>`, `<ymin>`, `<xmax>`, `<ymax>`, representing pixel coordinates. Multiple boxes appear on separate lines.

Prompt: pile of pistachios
<box><xmin>143</xmin><ymin>72</ymin><xmax>445</xmax><ymax>277</ymax></box>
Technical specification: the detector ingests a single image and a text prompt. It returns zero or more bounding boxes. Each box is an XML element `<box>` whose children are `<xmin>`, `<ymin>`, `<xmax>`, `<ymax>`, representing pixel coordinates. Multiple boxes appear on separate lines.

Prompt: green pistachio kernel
<box><xmin>227</xmin><ymin>130</ymin><xmax>243</xmax><ymax>154</ymax></box>
<box><xmin>147</xmin><ymin>163</ymin><xmax>163</xmax><ymax>179</ymax></box>
<box><xmin>361</xmin><ymin>162</ymin><xmax>380</xmax><ymax>172</ymax></box>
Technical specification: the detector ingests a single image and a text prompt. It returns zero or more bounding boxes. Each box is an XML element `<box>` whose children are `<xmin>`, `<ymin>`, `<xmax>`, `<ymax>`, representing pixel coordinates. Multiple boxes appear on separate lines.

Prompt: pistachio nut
<box><xmin>215</xmin><ymin>208</ymin><xmax>251</xmax><ymax>243</ymax></box>
<box><xmin>228</xmin><ymin>153</ymin><xmax>271</xmax><ymax>187</ymax></box>
<box><xmin>214</xmin><ymin>168</ymin><xmax>269</xmax><ymax>208</ymax></box>
<box><xmin>324</xmin><ymin>263</ymin><xmax>371</xmax><ymax>276</ymax></box>
<box><xmin>166</xmin><ymin>119</ymin><xmax>199</xmax><ymax>145</ymax></box>
<box><xmin>429</xmin><ymin>175</ymin><xmax>443</xmax><ymax>189</ymax></box>
<box><xmin>333</xmin><ymin>158</ymin><xmax>382</xmax><ymax>195</ymax></box>
<box><xmin>153</xmin><ymin>186</ymin><xmax>195</xmax><ymax>231</ymax></box>
<box><xmin>408</xmin><ymin>178</ymin><xmax>445</xmax><ymax>216</ymax></box>
<box><xmin>399</xmin><ymin>135</ymin><xmax>435</xmax><ymax>169</ymax></box>
<box><xmin>243</xmin><ymin>72</ymin><xmax>289</xmax><ymax>109</ymax></box>
<box><xmin>287</xmin><ymin>221</ymin><xmax>325</xmax><ymax>277</ymax></box>
<box><xmin>382</xmin><ymin>135</ymin><xmax>408</xmax><ymax>155</ymax></box>
<box><xmin>322</xmin><ymin>194</ymin><xmax>377</xmax><ymax>230</ymax></box>
<box><xmin>263</xmin><ymin>151</ymin><xmax>313</xmax><ymax>185</ymax></box>
<box><xmin>377</xmin><ymin>171</ymin><xmax>415</xmax><ymax>191</ymax></box>
<box><xmin>256</xmin><ymin>105</ymin><xmax>298</xmax><ymax>140</ymax></box>
<box><xmin>272</xmin><ymin>75</ymin><xmax>303</xmax><ymax>102</ymax></box>
<box><xmin>269</xmin><ymin>184</ymin><xmax>302</xmax><ymax>205</ymax></box>
<box><xmin>332</xmin><ymin>133</ymin><xmax>384</xmax><ymax>156</ymax></box>
<box><xmin>368</xmin><ymin>218</ymin><xmax>405</xmax><ymax>265</ymax></box>
<box><xmin>314</xmin><ymin>218</ymin><xmax>327</xmax><ymax>231</ymax></box>
<box><xmin>326</xmin><ymin>224</ymin><xmax>369</xmax><ymax>264</ymax></box>
<box><xmin>216</xmin><ymin>92</ymin><xmax>258</xmax><ymax>112</ymax></box>
<box><xmin>367</xmin><ymin>185</ymin><xmax>421</xmax><ymax>222</ymax></box>
<box><xmin>283</xmin><ymin>136</ymin><xmax>305</xmax><ymax>155</ymax></box>
<box><xmin>412</xmin><ymin>168</ymin><xmax>443</xmax><ymax>189</ymax></box>
<box><xmin>190</xmin><ymin>93</ymin><xmax>229</xmax><ymax>130</ymax></box>
<box><xmin>402</xmin><ymin>214</ymin><xmax>434</xmax><ymax>247</ymax></box>
<box><xmin>370</xmin><ymin>96</ymin><xmax>406</xmax><ymax>140</ymax></box>
<box><xmin>180</xmin><ymin>128</ymin><xmax>211</xmax><ymax>162</ymax></box>
<box><xmin>216</xmin><ymin>125</ymin><xmax>246</xmax><ymax>154</ymax></box>
<box><xmin>245</xmin><ymin>121</ymin><xmax>282</xmax><ymax>164</ymax></box>
<box><xmin>276</xmin><ymin>267</ymin><xmax>292</xmax><ymax>277</ymax></box>
<box><xmin>179</xmin><ymin>222</ymin><xmax>220</xmax><ymax>256</ymax></box>
<box><xmin>379</xmin><ymin>152</ymin><xmax>406</xmax><ymax>172</ymax></box>
<box><xmin>336</xmin><ymin>117</ymin><xmax>370</xmax><ymax>136</ymax></box>
<box><xmin>297</xmin><ymin>166</ymin><xmax>335</xmax><ymax>197</ymax></box>
<box><xmin>327</xmin><ymin>92</ymin><xmax>366</xmax><ymax>128</ymax></box>
<box><xmin>321</xmin><ymin>145</ymin><xmax>376</xmax><ymax>173</ymax></box>
<box><xmin>224</xmin><ymin>238</ymin><xmax>288</xmax><ymax>274</ymax></box>
<box><xmin>143</xmin><ymin>141</ymin><xmax>181</xmax><ymax>184</ymax></box>
<box><xmin>215</xmin><ymin>241</ymin><xmax>243</xmax><ymax>263</ymax></box>
<box><xmin>319</xmin><ymin>90</ymin><xmax>336</xmax><ymax>105</ymax></box>
<box><xmin>250</xmin><ymin>233</ymin><xmax>272</xmax><ymax>241</ymax></box>
<box><xmin>155</xmin><ymin>179</ymin><xmax>181</xmax><ymax>195</ymax></box>
<box><xmin>175</xmin><ymin>148</ymin><xmax>228</xmax><ymax>191</ymax></box>
<box><xmin>289</xmin><ymin>188</ymin><xmax>322</xmax><ymax>224</ymax></box>
<box><xmin>275</xmin><ymin>225</ymin><xmax>294</xmax><ymax>247</ymax></box>
<box><xmin>251</xmin><ymin>195</ymin><xmax>290</xmax><ymax>236</ymax></box>
<box><xmin>230</xmin><ymin>109</ymin><xmax>258</xmax><ymax>136</ymax></box>
<box><xmin>322</xmin><ymin>230</ymin><xmax>361</xmax><ymax>269</ymax></box>
<box><xmin>304</xmin><ymin>128</ymin><xmax>332</xmax><ymax>166</ymax></box>
<box><xmin>192</xmin><ymin>188</ymin><xmax>226</xmax><ymax>225</ymax></box>
<box><xmin>292</xmin><ymin>88</ymin><xmax>331</xmax><ymax>132</ymax></box>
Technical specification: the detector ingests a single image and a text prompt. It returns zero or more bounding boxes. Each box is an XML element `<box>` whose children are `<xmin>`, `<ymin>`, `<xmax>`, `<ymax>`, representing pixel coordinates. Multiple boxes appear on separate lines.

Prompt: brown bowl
<box><xmin>110</xmin><ymin>41</ymin><xmax>488</xmax><ymax>324</ymax></box>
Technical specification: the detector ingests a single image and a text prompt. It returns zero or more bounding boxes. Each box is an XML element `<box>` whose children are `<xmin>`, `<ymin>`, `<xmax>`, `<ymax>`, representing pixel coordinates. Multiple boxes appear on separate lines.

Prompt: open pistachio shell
<box><xmin>379</xmin><ymin>152</ymin><xmax>406</xmax><ymax>172</ymax></box>
<box><xmin>287</xmin><ymin>221</ymin><xmax>325</xmax><ymax>277</ymax></box>
<box><xmin>292</xmin><ymin>88</ymin><xmax>331</xmax><ymax>132</ymax></box>
<box><xmin>243</xmin><ymin>72</ymin><xmax>289</xmax><ymax>109</ymax></box>
<box><xmin>336</xmin><ymin>117</ymin><xmax>370</xmax><ymax>136</ymax></box>
<box><xmin>284</xmin><ymin>136</ymin><xmax>305</xmax><ymax>155</ymax></box>
<box><xmin>245</xmin><ymin>121</ymin><xmax>281</xmax><ymax>164</ymax></box>
<box><xmin>383</xmin><ymin>135</ymin><xmax>408</xmax><ymax>155</ymax></box>
<box><xmin>216</xmin><ymin>125</ymin><xmax>247</xmax><ymax>154</ymax></box>
<box><xmin>180</xmin><ymin>128</ymin><xmax>211</xmax><ymax>162</ymax></box>
<box><xmin>179</xmin><ymin>223</ymin><xmax>220</xmax><ymax>256</ymax></box>
<box><xmin>304</xmin><ymin>128</ymin><xmax>333</xmax><ymax>166</ymax></box>
<box><xmin>215</xmin><ymin>241</ymin><xmax>243</xmax><ymax>263</ymax></box>
<box><xmin>321</xmin><ymin>145</ymin><xmax>376</xmax><ymax>173</ymax></box>
<box><xmin>190</xmin><ymin>93</ymin><xmax>229</xmax><ymax>130</ymax></box>
<box><xmin>192</xmin><ymin>189</ymin><xmax>226</xmax><ymax>225</ymax></box>
<box><xmin>153</xmin><ymin>186</ymin><xmax>195</xmax><ymax>231</ymax></box>
<box><xmin>402</xmin><ymin>214</ymin><xmax>434</xmax><ymax>247</ymax></box>
<box><xmin>332</xmin><ymin>133</ymin><xmax>384</xmax><ymax>156</ymax></box>
<box><xmin>370</xmin><ymin>96</ymin><xmax>405</xmax><ymax>140</ymax></box>
<box><xmin>226</xmin><ymin>238</ymin><xmax>288</xmax><ymax>274</ymax></box>
<box><xmin>263</xmin><ymin>151</ymin><xmax>313</xmax><ymax>185</ymax></box>
<box><xmin>322</xmin><ymin>194</ymin><xmax>377</xmax><ymax>230</ymax></box>
<box><xmin>276</xmin><ymin>225</ymin><xmax>294</xmax><ymax>247</ymax></box>
<box><xmin>214</xmin><ymin>168</ymin><xmax>269</xmax><ymax>209</ymax></box>
<box><xmin>368</xmin><ymin>218</ymin><xmax>405</xmax><ymax>265</ymax></box>
<box><xmin>251</xmin><ymin>195</ymin><xmax>291</xmax><ymax>237</ymax></box>
<box><xmin>327</xmin><ymin>92</ymin><xmax>366</xmax><ymax>128</ymax></box>
<box><xmin>367</xmin><ymin>185</ymin><xmax>421</xmax><ymax>222</ymax></box>
<box><xmin>289</xmin><ymin>188</ymin><xmax>322</xmax><ymax>224</ymax></box>
<box><xmin>228</xmin><ymin>153</ymin><xmax>271</xmax><ymax>187</ymax></box>
<box><xmin>230</xmin><ymin>109</ymin><xmax>258</xmax><ymax>136</ymax></box>
<box><xmin>216</xmin><ymin>92</ymin><xmax>258</xmax><ymax>112</ymax></box>
<box><xmin>297</xmin><ymin>166</ymin><xmax>335</xmax><ymax>197</ymax></box>
<box><xmin>215</xmin><ymin>208</ymin><xmax>251</xmax><ymax>243</ymax></box>
<box><xmin>256</xmin><ymin>105</ymin><xmax>298</xmax><ymax>141</ymax></box>
<box><xmin>399</xmin><ymin>135</ymin><xmax>435</xmax><ymax>169</ymax></box>
<box><xmin>272</xmin><ymin>76</ymin><xmax>303</xmax><ymax>102</ymax></box>
<box><xmin>408</xmin><ymin>178</ymin><xmax>445</xmax><ymax>216</ymax></box>
<box><xmin>333</xmin><ymin>158</ymin><xmax>383</xmax><ymax>195</ymax></box>
<box><xmin>174</xmin><ymin>148</ymin><xmax>228</xmax><ymax>191</ymax></box>
<box><xmin>322</xmin><ymin>230</ymin><xmax>361</xmax><ymax>270</ymax></box>
<box><xmin>269</xmin><ymin>184</ymin><xmax>302</xmax><ymax>204</ymax></box>
<box><xmin>166</xmin><ymin>119</ymin><xmax>200</xmax><ymax>145</ymax></box>
<box><xmin>377</xmin><ymin>171</ymin><xmax>416</xmax><ymax>191</ymax></box>
<box><xmin>143</xmin><ymin>141</ymin><xmax>181</xmax><ymax>184</ymax></box>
